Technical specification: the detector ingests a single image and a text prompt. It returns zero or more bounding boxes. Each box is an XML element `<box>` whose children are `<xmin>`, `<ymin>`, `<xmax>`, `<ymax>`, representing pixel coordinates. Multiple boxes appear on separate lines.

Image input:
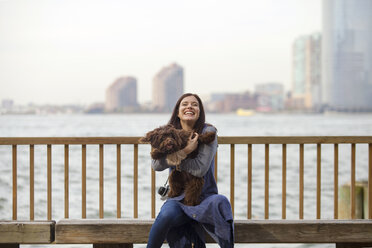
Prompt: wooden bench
<box><xmin>54</xmin><ymin>219</ymin><xmax>372</xmax><ymax>248</ymax></box>
<box><xmin>0</xmin><ymin>220</ymin><xmax>55</xmax><ymax>248</ymax></box>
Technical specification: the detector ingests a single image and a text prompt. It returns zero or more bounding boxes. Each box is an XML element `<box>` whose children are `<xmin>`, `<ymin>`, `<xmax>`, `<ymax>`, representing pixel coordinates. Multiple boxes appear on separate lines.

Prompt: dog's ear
<box><xmin>151</xmin><ymin>148</ymin><xmax>165</xmax><ymax>160</ymax></box>
<box><xmin>198</xmin><ymin>132</ymin><xmax>216</xmax><ymax>144</ymax></box>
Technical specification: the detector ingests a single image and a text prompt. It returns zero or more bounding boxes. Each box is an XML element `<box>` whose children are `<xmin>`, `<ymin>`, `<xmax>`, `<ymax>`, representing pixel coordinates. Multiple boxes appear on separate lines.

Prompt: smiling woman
<box><xmin>147</xmin><ymin>93</ymin><xmax>234</xmax><ymax>248</ymax></box>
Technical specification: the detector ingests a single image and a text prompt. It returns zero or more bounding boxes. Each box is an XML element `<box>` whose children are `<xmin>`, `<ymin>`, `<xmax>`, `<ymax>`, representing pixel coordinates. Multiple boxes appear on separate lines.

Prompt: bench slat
<box><xmin>235</xmin><ymin>220</ymin><xmax>372</xmax><ymax>243</ymax></box>
<box><xmin>0</xmin><ymin>221</ymin><xmax>55</xmax><ymax>244</ymax></box>
<box><xmin>56</xmin><ymin>219</ymin><xmax>372</xmax><ymax>244</ymax></box>
<box><xmin>56</xmin><ymin>219</ymin><xmax>153</xmax><ymax>244</ymax></box>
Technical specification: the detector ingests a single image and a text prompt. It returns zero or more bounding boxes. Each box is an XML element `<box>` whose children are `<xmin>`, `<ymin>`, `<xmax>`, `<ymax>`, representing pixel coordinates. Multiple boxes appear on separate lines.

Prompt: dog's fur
<box><xmin>140</xmin><ymin>124</ymin><xmax>216</xmax><ymax>206</ymax></box>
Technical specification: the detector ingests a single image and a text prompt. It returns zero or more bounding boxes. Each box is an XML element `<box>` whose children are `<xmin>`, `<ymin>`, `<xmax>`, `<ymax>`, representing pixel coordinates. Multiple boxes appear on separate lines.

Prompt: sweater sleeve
<box><xmin>179</xmin><ymin>125</ymin><xmax>217</xmax><ymax>178</ymax></box>
<box><xmin>151</xmin><ymin>157</ymin><xmax>171</xmax><ymax>171</ymax></box>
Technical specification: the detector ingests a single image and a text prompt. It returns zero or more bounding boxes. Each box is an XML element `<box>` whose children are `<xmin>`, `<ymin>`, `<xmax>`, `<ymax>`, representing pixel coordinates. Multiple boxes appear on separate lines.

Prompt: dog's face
<box><xmin>140</xmin><ymin>125</ymin><xmax>190</xmax><ymax>156</ymax></box>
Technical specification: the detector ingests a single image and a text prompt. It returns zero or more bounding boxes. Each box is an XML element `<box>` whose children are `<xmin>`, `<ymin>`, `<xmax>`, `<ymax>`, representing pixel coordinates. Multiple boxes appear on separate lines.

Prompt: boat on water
<box><xmin>236</xmin><ymin>108</ymin><xmax>255</xmax><ymax>116</ymax></box>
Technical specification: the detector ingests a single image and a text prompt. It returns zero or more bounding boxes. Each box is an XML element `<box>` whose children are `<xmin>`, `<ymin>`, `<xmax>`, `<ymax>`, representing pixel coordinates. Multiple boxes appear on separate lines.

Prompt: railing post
<box><xmin>99</xmin><ymin>144</ymin><xmax>104</xmax><ymax>219</ymax></box>
<box><xmin>247</xmin><ymin>144</ymin><xmax>252</xmax><ymax>219</ymax></box>
<box><xmin>65</xmin><ymin>144</ymin><xmax>69</xmax><ymax>219</ymax></box>
<box><xmin>47</xmin><ymin>144</ymin><xmax>52</xmax><ymax>220</ymax></box>
<box><xmin>30</xmin><ymin>144</ymin><xmax>34</xmax><ymax>220</ymax></box>
<box><xmin>265</xmin><ymin>144</ymin><xmax>269</xmax><ymax>219</ymax></box>
<box><xmin>117</xmin><ymin>144</ymin><xmax>121</xmax><ymax>218</ymax></box>
<box><xmin>282</xmin><ymin>144</ymin><xmax>287</xmax><ymax>219</ymax></box>
<box><xmin>334</xmin><ymin>143</ymin><xmax>339</xmax><ymax>219</ymax></box>
<box><xmin>230</xmin><ymin>144</ymin><xmax>235</xmax><ymax>217</ymax></box>
<box><xmin>12</xmin><ymin>145</ymin><xmax>17</xmax><ymax>220</ymax></box>
<box><xmin>351</xmin><ymin>143</ymin><xmax>356</xmax><ymax>219</ymax></box>
<box><xmin>317</xmin><ymin>143</ymin><xmax>321</xmax><ymax>219</ymax></box>
<box><xmin>299</xmin><ymin>144</ymin><xmax>304</xmax><ymax>219</ymax></box>
<box><xmin>134</xmin><ymin>144</ymin><xmax>138</xmax><ymax>219</ymax></box>
<box><xmin>369</xmin><ymin>143</ymin><xmax>372</xmax><ymax>219</ymax></box>
<box><xmin>82</xmin><ymin>144</ymin><xmax>87</xmax><ymax>219</ymax></box>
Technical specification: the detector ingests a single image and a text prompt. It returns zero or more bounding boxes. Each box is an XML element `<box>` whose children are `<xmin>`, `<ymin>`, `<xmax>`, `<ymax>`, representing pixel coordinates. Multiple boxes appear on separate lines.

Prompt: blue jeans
<box><xmin>147</xmin><ymin>200</ymin><xmax>191</xmax><ymax>248</ymax></box>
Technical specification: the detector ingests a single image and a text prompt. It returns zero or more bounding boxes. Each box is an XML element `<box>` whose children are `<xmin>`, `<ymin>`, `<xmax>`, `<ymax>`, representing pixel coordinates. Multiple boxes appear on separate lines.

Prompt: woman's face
<box><xmin>177</xmin><ymin>95</ymin><xmax>200</xmax><ymax>126</ymax></box>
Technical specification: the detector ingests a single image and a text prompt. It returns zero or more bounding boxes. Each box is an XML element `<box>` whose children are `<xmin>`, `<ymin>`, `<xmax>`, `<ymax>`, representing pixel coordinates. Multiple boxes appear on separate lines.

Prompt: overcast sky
<box><xmin>0</xmin><ymin>0</ymin><xmax>321</xmax><ymax>105</ymax></box>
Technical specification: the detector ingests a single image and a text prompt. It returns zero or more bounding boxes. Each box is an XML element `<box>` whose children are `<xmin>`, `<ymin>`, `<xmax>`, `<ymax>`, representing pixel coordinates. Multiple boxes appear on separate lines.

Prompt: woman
<box><xmin>147</xmin><ymin>93</ymin><xmax>234</xmax><ymax>248</ymax></box>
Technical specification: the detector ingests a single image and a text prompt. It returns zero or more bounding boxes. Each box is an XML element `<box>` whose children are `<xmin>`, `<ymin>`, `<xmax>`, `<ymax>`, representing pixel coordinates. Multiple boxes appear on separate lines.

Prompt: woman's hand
<box><xmin>182</xmin><ymin>132</ymin><xmax>199</xmax><ymax>155</ymax></box>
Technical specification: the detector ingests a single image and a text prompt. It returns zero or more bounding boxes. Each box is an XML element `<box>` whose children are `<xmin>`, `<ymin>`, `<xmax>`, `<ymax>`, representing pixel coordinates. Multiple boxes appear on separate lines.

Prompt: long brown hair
<box><xmin>168</xmin><ymin>93</ymin><xmax>206</xmax><ymax>134</ymax></box>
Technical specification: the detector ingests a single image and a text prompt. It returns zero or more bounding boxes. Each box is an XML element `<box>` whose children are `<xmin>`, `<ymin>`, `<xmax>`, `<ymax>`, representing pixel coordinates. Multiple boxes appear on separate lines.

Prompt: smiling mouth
<box><xmin>184</xmin><ymin>111</ymin><xmax>194</xmax><ymax>115</ymax></box>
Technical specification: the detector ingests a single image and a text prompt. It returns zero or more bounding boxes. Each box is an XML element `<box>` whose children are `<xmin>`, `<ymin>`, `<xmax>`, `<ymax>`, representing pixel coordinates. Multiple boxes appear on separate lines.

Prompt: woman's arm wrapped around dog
<box><xmin>179</xmin><ymin>125</ymin><xmax>217</xmax><ymax>178</ymax></box>
<box><xmin>151</xmin><ymin>157</ymin><xmax>171</xmax><ymax>171</ymax></box>
<box><xmin>151</xmin><ymin>125</ymin><xmax>217</xmax><ymax>174</ymax></box>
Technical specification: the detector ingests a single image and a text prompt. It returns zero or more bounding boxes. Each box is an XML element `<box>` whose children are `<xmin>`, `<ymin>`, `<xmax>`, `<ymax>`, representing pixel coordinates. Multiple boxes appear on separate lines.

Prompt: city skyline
<box><xmin>0</xmin><ymin>0</ymin><xmax>321</xmax><ymax>105</ymax></box>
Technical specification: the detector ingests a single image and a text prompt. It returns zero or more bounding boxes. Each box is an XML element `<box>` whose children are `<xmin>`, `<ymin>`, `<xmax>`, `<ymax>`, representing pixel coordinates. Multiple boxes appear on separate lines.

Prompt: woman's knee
<box><xmin>157</xmin><ymin>201</ymin><xmax>183</xmax><ymax>224</ymax></box>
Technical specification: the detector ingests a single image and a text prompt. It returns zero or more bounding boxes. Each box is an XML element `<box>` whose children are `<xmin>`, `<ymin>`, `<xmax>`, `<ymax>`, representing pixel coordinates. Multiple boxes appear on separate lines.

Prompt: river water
<box><xmin>1</xmin><ymin>113</ymin><xmax>372</xmax><ymax>248</ymax></box>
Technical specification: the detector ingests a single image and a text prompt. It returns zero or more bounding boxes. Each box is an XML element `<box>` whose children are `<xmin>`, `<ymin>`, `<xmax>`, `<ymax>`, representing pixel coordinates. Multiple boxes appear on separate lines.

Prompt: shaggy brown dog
<box><xmin>140</xmin><ymin>124</ymin><xmax>216</xmax><ymax>206</ymax></box>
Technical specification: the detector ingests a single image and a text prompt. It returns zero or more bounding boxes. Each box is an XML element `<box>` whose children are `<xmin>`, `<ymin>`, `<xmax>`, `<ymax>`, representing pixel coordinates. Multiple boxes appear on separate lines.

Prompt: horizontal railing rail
<box><xmin>0</xmin><ymin>136</ymin><xmax>371</xmax><ymax>222</ymax></box>
<box><xmin>1</xmin><ymin>136</ymin><xmax>372</xmax><ymax>145</ymax></box>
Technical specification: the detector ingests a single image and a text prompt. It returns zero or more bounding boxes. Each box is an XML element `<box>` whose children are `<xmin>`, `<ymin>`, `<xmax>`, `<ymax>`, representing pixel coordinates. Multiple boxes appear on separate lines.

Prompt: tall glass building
<box><xmin>322</xmin><ymin>0</ymin><xmax>372</xmax><ymax>111</ymax></box>
<box><xmin>152</xmin><ymin>63</ymin><xmax>184</xmax><ymax>112</ymax></box>
<box><xmin>292</xmin><ymin>33</ymin><xmax>321</xmax><ymax>110</ymax></box>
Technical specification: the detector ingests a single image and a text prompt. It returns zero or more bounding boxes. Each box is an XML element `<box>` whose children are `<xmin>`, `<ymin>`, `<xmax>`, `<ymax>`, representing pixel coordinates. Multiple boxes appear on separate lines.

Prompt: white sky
<box><xmin>0</xmin><ymin>0</ymin><xmax>321</xmax><ymax>105</ymax></box>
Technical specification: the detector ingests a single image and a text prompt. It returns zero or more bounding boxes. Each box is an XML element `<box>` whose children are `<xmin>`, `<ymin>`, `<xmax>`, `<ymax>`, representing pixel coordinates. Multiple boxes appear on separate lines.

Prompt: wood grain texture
<box><xmin>233</xmin><ymin>220</ymin><xmax>372</xmax><ymax>243</ymax></box>
<box><xmin>0</xmin><ymin>221</ymin><xmax>55</xmax><ymax>244</ymax></box>
<box><xmin>55</xmin><ymin>219</ymin><xmax>153</xmax><ymax>244</ymax></box>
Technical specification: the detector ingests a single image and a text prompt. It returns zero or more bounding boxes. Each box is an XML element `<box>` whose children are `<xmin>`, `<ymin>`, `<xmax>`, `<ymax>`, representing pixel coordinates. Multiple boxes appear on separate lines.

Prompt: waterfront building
<box><xmin>204</xmin><ymin>92</ymin><xmax>256</xmax><ymax>113</ymax></box>
<box><xmin>255</xmin><ymin>82</ymin><xmax>284</xmax><ymax>112</ymax></box>
<box><xmin>105</xmin><ymin>76</ymin><xmax>138</xmax><ymax>112</ymax></box>
<box><xmin>1</xmin><ymin>99</ymin><xmax>14</xmax><ymax>109</ymax></box>
<box><xmin>292</xmin><ymin>33</ymin><xmax>322</xmax><ymax>110</ymax></box>
<box><xmin>152</xmin><ymin>63</ymin><xmax>184</xmax><ymax>112</ymax></box>
<box><xmin>322</xmin><ymin>0</ymin><xmax>372</xmax><ymax>111</ymax></box>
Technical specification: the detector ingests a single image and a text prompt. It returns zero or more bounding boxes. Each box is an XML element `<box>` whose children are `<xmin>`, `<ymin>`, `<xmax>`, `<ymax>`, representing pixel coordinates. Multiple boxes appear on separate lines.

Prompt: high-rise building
<box><xmin>322</xmin><ymin>0</ymin><xmax>372</xmax><ymax>111</ymax></box>
<box><xmin>105</xmin><ymin>76</ymin><xmax>138</xmax><ymax>112</ymax></box>
<box><xmin>292</xmin><ymin>33</ymin><xmax>322</xmax><ymax>110</ymax></box>
<box><xmin>152</xmin><ymin>63</ymin><xmax>184</xmax><ymax>112</ymax></box>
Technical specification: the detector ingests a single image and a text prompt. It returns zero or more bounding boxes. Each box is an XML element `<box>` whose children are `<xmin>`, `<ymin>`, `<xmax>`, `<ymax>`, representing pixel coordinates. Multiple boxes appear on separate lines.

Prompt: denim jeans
<box><xmin>147</xmin><ymin>200</ymin><xmax>191</xmax><ymax>248</ymax></box>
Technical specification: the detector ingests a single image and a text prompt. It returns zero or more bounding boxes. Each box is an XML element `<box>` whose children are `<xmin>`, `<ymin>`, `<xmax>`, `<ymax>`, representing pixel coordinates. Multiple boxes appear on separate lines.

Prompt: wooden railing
<box><xmin>0</xmin><ymin>136</ymin><xmax>371</xmax><ymax>221</ymax></box>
